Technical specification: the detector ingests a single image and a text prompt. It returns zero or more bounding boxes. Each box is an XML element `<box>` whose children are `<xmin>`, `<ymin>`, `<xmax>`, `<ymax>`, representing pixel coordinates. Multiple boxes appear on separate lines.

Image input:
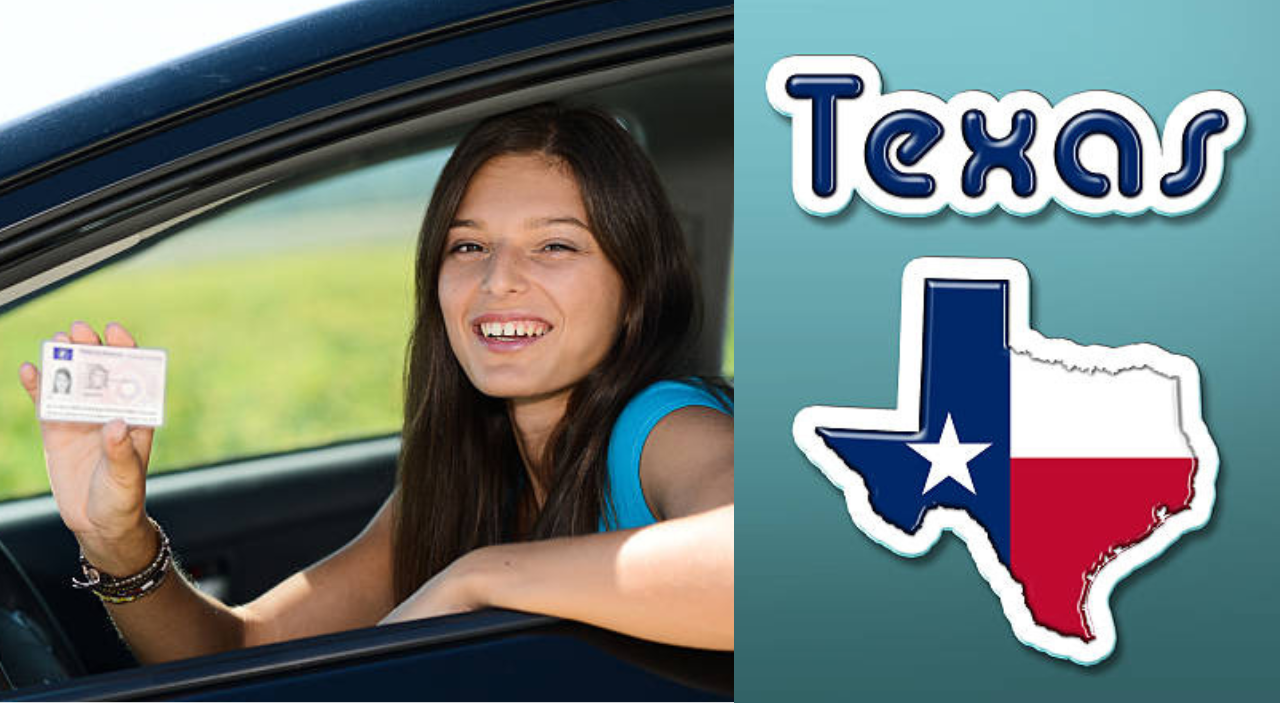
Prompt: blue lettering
<box><xmin>767</xmin><ymin>56</ymin><xmax>1246</xmax><ymax>216</ymax></box>
<box><xmin>866</xmin><ymin>110</ymin><xmax>943</xmax><ymax>198</ymax></box>
<box><xmin>1056</xmin><ymin>110</ymin><xmax>1143</xmax><ymax>198</ymax></box>
<box><xmin>1161</xmin><ymin>110</ymin><xmax>1230</xmax><ymax>197</ymax></box>
<box><xmin>785</xmin><ymin>74</ymin><xmax>864</xmax><ymax>198</ymax></box>
<box><xmin>962</xmin><ymin>110</ymin><xmax>1036</xmax><ymax>197</ymax></box>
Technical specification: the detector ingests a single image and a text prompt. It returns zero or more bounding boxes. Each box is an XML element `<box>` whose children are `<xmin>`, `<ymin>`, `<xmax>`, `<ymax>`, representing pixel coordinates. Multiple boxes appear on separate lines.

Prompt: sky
<box><xmin>0</xmin><ymin>0</ymin><xmax>358</xmax><ymax>125</ymax></box>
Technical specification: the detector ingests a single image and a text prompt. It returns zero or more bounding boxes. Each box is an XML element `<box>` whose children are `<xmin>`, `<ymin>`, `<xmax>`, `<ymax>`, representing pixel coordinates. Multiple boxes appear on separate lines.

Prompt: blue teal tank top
<box><xmin>600</xmin><ymin>379</ymin><xmax>733</xmax><ymax>531</ymax></box>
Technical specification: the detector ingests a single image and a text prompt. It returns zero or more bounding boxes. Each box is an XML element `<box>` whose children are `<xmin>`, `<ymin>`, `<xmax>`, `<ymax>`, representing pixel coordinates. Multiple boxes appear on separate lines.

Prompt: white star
<box><xmin>907</xmin><ymin>413</ymin><xmax>991</xmax><ymax>495</ymax></box>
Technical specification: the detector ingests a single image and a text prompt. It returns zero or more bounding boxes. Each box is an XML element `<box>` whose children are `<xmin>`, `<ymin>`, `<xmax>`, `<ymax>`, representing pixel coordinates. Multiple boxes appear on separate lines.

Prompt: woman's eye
<box><xmin>540</xmin><ymin>241</ymin><xmax>578</xmax><ymax>253</ymax></box>
<box><xmin>449</xmin><ymin>241</ymin><xmax>485</xmax><ymax>254</ymax></box>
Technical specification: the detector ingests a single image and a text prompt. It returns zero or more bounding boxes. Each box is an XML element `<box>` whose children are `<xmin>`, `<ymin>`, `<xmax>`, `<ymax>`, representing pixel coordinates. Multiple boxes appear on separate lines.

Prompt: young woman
<box><xmin>17</xmin><ymin>103</ymin><xmax>734</xmax><ymax>664</ymax></box>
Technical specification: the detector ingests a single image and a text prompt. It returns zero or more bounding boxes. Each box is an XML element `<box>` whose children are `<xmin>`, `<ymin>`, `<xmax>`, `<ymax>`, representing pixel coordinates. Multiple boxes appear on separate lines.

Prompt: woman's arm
<box><xmin>20</xmin><ymin>321</ymin><xmax>396</xmax><ymax>664</ymax></box>
<box><xmin>381</xmin><ymin>405</ymin><xmax>734</xmax><ymax>650</ymax></box>
<box><xmin>96</xmin><ymin>494</ymin><xmax>396</xmax><ymax>664</ymax></box>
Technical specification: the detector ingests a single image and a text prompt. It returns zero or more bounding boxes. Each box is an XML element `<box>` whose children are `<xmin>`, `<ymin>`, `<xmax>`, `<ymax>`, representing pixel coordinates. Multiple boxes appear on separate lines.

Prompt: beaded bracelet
<box><xmin>72</xmin><ymin>518</ymin><xmax>172</xmax><ymax>604</ymax></box>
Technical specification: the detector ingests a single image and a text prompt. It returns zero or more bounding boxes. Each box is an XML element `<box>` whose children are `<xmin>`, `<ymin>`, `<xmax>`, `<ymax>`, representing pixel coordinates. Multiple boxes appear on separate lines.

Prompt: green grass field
<box><xmin>0</xmin><ymin>242</ymin><xmax>734</xmax><ymax>502</ymax></box>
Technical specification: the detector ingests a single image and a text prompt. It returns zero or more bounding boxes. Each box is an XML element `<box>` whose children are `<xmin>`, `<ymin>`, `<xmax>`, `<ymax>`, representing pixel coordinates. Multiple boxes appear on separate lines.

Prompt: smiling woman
<box><xmin>16</xmin><ymin>103</ymin><xmax>734</xmax><ymax>664</ymax></box>
<box><xmin>387</xmin><ymin>105</ymin><xmax>734</xmax><ymax>648</ymax></box>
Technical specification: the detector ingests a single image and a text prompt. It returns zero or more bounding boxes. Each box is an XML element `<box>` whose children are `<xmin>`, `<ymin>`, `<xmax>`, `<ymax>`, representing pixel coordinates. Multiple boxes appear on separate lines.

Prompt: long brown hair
<box><xmin>392</xmin><ymin>103</ymin><xmax>717</xmax><ymax>602</ymax></box>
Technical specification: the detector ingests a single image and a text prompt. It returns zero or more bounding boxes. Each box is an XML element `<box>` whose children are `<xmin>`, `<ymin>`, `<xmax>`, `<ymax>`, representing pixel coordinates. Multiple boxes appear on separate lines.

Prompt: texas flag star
<box><xmin>908</xmin><ymin>413</ymin><xmax>990</xmax><ymax>495</ymax></box>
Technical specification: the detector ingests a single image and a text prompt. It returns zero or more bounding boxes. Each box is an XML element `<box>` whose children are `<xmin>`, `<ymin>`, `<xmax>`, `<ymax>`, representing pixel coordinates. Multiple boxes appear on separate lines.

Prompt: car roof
<box><xmin>0</xmin><ymin>0</ymin><xmax>731</xmax><ymax>350</ymax></box>
<box><xmin>0</xmin><ymin>0</ymin><xmax>724</xmax><ymax>190</ymax></box>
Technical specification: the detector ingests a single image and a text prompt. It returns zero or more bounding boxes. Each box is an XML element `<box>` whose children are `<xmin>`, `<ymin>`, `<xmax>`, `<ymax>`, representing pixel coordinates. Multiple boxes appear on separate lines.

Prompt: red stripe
<box><xmin>1010</xmin><ymin>458</ymin><xmax>1196</xmax><ymax>640</ymax></box>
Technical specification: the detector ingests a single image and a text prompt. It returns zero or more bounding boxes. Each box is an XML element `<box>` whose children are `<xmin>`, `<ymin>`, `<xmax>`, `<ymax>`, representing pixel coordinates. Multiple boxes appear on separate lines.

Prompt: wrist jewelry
<box><xmin>72</xmin><ymin>518</ymin><xmax>172</xmax><ymax>604</ymax></box>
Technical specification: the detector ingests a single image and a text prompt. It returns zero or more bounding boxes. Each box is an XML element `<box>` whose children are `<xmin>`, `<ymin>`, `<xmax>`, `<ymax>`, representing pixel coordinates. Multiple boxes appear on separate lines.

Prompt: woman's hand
<box><xmin>17</xmin><ymin>321</ymin><xmax>158</xmax><ymax>574</ymax></box>
<box><xmin>378</xmin><ymin>550</ymin><xmax>491</xmax><ymax>625</ymax></box>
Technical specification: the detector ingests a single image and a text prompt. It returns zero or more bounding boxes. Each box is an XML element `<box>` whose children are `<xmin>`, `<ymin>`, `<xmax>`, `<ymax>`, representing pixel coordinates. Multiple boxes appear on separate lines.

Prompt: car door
<box><xmin>0</xmin><ymin>0</ymin><xmax>731</xmax><ymax>698</ymax></box>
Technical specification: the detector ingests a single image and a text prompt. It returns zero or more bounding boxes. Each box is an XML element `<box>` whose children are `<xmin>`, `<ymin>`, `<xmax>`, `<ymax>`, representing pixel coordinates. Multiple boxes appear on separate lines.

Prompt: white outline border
<box><xmin>792</xmin><ymin>257</ymin><xmax>1219</xmax><ymax>665</ymax></box>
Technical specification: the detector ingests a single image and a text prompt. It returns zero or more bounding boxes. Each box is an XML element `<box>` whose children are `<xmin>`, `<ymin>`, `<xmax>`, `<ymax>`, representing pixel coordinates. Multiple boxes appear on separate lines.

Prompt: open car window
<box><xmin>0</xmin><ymin>148</ymin><xmax>455</xmax><ymax>501</ymax></box>
<box><xmin>0</xmin><ymin>56</ymin><xmax>733</xmax><ymax>499</ymax></box>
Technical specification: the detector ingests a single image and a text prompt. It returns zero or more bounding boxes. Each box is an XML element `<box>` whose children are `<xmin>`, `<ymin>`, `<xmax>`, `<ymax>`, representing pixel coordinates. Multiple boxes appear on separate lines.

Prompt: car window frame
<box><xmin>0</xmin><ymin>44</ymin><xmax>731</xmax><ymax>478</ymax></box>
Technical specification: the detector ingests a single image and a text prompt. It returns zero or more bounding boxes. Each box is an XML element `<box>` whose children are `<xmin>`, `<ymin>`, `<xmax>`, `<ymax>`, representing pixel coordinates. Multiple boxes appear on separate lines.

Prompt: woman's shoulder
<box><xmin>603</xmin><ymin>378</ymin><xmax>733</xmax><ymax>531</ymax></box>
<box><xmin>609</xmin><ymin>379</ymin><xmax>732</xmax><ymax>453</ymax></box>
<box><xmin>617</xmin><ymin>378</ymin><xmax>733</xmax><ymax>426</ymax></box>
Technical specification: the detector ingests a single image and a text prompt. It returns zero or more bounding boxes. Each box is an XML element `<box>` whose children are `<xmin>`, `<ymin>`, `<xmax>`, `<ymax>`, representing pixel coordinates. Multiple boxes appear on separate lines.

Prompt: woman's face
<box><xmin>438</xmin><ymin>153</ymin><xmax>625</xmax><ymax>402</ymax></box>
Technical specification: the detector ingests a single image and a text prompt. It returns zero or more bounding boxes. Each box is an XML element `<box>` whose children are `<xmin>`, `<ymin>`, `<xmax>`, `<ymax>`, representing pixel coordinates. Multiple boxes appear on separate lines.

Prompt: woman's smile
<box><xmin>472</xmin><ymin>313</ymin><xmax>554</xmax><ymax>352</ymax></box>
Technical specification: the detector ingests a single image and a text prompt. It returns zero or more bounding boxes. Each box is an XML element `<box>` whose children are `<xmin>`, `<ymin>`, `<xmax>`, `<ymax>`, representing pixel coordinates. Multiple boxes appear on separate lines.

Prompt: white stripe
<box><xmin>1009</xmin><ymin>350</ymin><xmax>1192</xmax><ymax>458</ymax></box>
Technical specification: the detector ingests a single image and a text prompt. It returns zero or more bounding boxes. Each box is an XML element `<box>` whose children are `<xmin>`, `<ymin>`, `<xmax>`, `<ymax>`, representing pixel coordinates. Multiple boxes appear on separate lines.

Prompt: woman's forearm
<box><xmin>87</xmin><ymin>499</ymin><xmax>395</xmax><ymax>664</ymax></box>
<box><xmin>100</xmin><ymin>569</ymin><xmax>252</xmax><ymax>664</ymax></box>
<box><xmin>467</xmin><ymin>504</ymin><xmax>734</xmax><ymax>650</ymax></box>
<box><xmin>79</xmin><ymin>523</ymin><xmax>251</xmax><ymax>664</ymax></box>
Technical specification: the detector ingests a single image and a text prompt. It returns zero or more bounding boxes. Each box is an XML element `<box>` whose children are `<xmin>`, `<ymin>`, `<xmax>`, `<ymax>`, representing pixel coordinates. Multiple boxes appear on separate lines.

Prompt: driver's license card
<box><xmin>38</xmin><ymin>341</ymin><xmax>167</xmax><ymax>427</ymax></box>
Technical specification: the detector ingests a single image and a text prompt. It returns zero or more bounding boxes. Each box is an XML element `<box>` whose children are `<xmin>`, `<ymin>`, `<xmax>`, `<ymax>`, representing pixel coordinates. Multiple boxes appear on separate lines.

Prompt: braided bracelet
<box><xmin>72</xmin><ymin>518</ymin><xmax>172</xmax><ymax>604</ymax></box>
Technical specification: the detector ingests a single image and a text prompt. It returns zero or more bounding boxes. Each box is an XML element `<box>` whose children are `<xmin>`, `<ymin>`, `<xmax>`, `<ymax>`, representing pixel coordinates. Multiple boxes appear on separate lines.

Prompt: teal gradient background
<box><xmin>735</xmin><ymin>0</ymin><xmax>1279</xmax><ymax>700</ymax></box>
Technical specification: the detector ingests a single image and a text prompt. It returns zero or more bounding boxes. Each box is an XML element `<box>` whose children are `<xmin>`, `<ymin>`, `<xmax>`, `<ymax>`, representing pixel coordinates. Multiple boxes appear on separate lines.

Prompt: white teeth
<box><xmin>480</xmin><ymin>320</ymin><xmax>549</xmax><ymax>338</ymax></box>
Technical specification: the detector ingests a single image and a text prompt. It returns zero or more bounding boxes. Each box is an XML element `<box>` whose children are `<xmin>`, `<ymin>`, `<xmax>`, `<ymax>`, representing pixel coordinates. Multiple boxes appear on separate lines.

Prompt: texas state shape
<box><xmin>792</xmin><ymin>257</ymin><xmax>1219</xmax><ymax>665</ymax></box>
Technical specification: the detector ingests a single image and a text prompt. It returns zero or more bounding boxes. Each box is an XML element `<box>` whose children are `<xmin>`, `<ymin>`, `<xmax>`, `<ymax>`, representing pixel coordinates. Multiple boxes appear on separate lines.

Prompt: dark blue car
<box><xmin>0</xmin><ymin>0</ymin><xmax>732</xmax><ymax>700</ymax></box>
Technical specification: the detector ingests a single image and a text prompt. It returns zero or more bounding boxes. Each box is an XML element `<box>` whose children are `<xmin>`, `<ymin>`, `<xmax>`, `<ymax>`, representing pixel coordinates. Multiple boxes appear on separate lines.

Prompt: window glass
<box><xmin>0</xmin><ymin>147</ymin><xmax>452</xmax><ymax>500</ymax></box>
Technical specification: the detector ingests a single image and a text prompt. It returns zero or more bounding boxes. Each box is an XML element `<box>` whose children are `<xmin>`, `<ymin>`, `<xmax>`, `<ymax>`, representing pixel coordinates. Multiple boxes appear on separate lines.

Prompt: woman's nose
<box><xmin>480</xmin><ymin>245</ymin><xmax>528</xmax><ymax>294</ymax></box>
